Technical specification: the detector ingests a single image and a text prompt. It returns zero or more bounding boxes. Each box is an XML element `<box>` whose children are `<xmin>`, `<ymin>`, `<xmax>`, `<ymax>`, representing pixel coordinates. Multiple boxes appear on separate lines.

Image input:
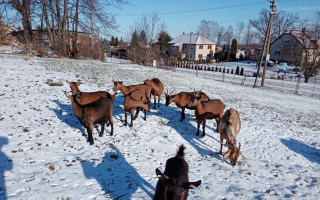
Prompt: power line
<box><xmin>115</xmin><ymin>2</ymin><xmax>268</xmax><ymax>16</ymax></box>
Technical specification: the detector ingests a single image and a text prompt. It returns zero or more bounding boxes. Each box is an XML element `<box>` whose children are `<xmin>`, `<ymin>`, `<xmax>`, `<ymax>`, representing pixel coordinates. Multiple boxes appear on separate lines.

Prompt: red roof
<box><xmin>289</xmin><ymin>30</ymin><xmax>316</xmax><ymax>49</ymax></box>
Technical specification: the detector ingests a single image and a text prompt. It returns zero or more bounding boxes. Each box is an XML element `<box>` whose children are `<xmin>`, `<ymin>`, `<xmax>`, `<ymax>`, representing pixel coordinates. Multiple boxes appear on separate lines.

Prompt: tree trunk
<box><xmin>12</xmin><ymin>0</ymin><xmax>33</xmax><ymax>53</ymax></box>
<box><xmin>62</xmin><ymin>0</ymin><xmax>68</xmax><ymax>43</ymax></box>
<box><xmin>74</xmin><ymin>0</ymin><xmax>79</xmax><ymax>42</ymax></box>
<box><xmin>55</xmin><ymin>0</ymin><xmax>62</xmax><ymax>38</ymax></box>
<box><xmin>41</xmin><ymin>0</ymin><xmax>54</xmax><ymax>47</ymax></box>
<box><xmin>49</xmin><ymin>0</ymin><xmax>56</xmax><ymax>43</ymax></box>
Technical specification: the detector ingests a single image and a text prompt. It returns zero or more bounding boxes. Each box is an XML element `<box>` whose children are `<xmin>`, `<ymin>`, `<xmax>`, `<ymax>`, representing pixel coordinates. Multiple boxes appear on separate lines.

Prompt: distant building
<box><xmin>167</xmin><ymin>33</ymin><xmax>216</xmax><ymax>62</ymax></box>
<box><xmin>270</xmin><ymin>28</ymin><xmax>320</xmax><ymax>65</ymax></box>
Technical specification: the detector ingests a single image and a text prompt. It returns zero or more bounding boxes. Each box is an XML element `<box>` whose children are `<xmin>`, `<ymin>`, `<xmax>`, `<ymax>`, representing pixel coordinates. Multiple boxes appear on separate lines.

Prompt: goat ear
<box><xmin>223</xmin><ymin>148</ymin><xmax>232</xmax><ymax>159</ymax></box>
<box><xmin>76</xmin><ymin>80</ymin><xmax>80</xmax><ymax>85</ymax></box>
<box><xmin>156</xmin><ymin>168</ymin><xmax>169</xmax><ymax>181</ymax></box>
<box><xmin>238</xmin><ymin>143</ymin><xmax>246</xmax><ymax>159</ymax></box>
<box><xmin>184</xmin><ymin>180</ymin><xmax>202</xmax><ymax>189</ymax></box>
<box><xmin>64</xmin><ymin>91</ymin><xmax>71</xmax><ymax>99</ymax></box>
<box><xmin>240</xmin><ymin>151</ymin><xmax>246</xmax><ymax>159</ymax></box>
<box><xmin>66</xmin><ymin>80</ymin><xmax>70</xmax><ymax>84</ymax></box>
<box><xmin>120</xmin><ymin>81</ymin><xmax>123</xmax><ymax>84</ymax></box>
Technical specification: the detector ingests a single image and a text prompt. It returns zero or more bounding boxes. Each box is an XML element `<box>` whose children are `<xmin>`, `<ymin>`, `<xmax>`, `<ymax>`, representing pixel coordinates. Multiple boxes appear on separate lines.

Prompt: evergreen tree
<box><xmin>110</xmin><ymin>36</ymin><xmax>115</xmax><ymax>46</ymax></box>
<box><xmin>139</xmin><ymin>30</ymin><xmax>147</xmax><ymax>46</ymax></box>
<box><xmin>130</xmin><ymin>30</ymin><xmax>140</xmax><ymax>63</ymax></box>
<box><xmin>240</xmin><ymin>67</ymin><xmax>244</xmax><ymax>76</ymax></box>
<box><xmin>239</xmin><ymin>54</ymin><xmax>244</xmax><ymax>61</ymax></box>
<box><xmin>230</xmin><ymin>39</ymin><xmax>237</xmax><ymax>61</ymax></box>
<box><xmin>231</xmin><ymin>69</ymin><xmax>234</xmax><ymax>74</ymax></box>
<box><xmin>236</xmin><ymin>66</ymin><xmax>240</xmax><ymax>75</ymax></box>
<box><xmin>115</xmin><ymin>37</ymin><xmax>119</xmax><ymax>46</ymax></box>
<box><xmin>157</xmin><ymin>31</ymin><xmax>172</xmax><ymax>51</ymax></box>
<box><xmin>118</xmin><ymin>38</ymin><xmax>125</xmax><ymax>48</ymax></box>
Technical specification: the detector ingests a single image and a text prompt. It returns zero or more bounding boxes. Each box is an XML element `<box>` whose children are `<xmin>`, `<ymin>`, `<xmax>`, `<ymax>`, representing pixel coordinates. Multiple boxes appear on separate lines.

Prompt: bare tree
<box><xmin>301</xmin><ymin>35</ymin><xmax>320</xmax><ymax>83</ymax></box>
<box><xmin>309</xmin><ymin>11</ymin><xmax>320</xmax><ymax>40</ymax></box>
<box><xmin>131</xmin><ymin>12</ymin><xmax>166</xmax><ymax>64</ymax></box>
<box><xmin>12</xmin><ymin>0</ymin><xmax>33</xmax><ymax>53</ymax></box>
<box><xmin>250</xmin><ymin>9</ymin><xmax>299</xmax><ymax>43</ymax></box>
<box><xmin>235</xmin><ymin>21</ymin><xmax>245</xmax><ymax>44</ymax></box>
<box><xmin>223</xmin><ymin>25</ymin><xmax>234</xmax><ymax>49</ymax></box>
<box><xmin>244</xmin><ymin>22</ymin><xmax>255</xmax><ymax>47</ymax></box>
<box><xmin>197</xmin><ymin>19</ymin><xmax>222</xmax><ymax>44</ymax></box>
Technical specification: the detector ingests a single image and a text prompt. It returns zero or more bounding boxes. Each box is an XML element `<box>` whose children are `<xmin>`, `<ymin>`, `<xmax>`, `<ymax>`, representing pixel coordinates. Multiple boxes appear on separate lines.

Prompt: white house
<box><xmin>167</xmin><ymin>33</ymin><xmax>216</xmax><ymax>62</ymax></box>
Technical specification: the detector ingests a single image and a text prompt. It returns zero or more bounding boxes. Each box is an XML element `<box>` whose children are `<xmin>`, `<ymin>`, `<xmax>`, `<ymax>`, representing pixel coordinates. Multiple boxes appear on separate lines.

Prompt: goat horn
<box><xmin>239</xmin><ymin>143</ymin><xmax>241</xmax><ymax>150</ymax></box>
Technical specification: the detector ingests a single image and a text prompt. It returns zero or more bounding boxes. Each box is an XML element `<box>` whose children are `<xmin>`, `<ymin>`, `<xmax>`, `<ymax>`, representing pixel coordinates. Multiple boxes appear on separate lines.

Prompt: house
<box><xmin>167</xmin><ymin>33</ymin><xmax>216</xmax><ymax>62</ymax></box>
<box><xmin>270</xmin><ymin>28</ymin><xmax>320</xmax><ymax>66</ymax></box>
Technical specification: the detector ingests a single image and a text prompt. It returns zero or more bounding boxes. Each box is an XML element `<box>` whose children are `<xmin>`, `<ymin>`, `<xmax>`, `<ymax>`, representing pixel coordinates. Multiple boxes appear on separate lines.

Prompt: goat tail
<box><xmin>176</xmin><ymin>144</ymin><xmax>186</xmax><ymax>158</ymax></box>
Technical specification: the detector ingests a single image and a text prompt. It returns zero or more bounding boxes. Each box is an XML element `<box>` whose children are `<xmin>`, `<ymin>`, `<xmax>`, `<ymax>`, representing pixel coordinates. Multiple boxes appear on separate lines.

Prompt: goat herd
<box><xmin>64</xmin><ymin>78</ymin><xmax>246</xmax><ymax>199</ymax></box>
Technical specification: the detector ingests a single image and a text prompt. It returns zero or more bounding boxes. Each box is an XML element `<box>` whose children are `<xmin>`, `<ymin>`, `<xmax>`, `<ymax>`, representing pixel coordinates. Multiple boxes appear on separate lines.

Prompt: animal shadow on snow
<box><xmin>78</xmin><ymin>145</ymin><xmax>154</xmax><ymax>199</ymax></box>
<box><xmin>50</xmin><ymin>99</ymin><xmax>86</xmax><ymax>137</ymax></box>
<box><xmin>0</xmin><ymin>136</ymin><xmax>13</xmax><ymax>200</ymax></box>
<box><xmin>148</xmin><ymin>102</ymin><xmax>222</xmax><ymax>160</ymax></box>
<box><xmin>281</xmin><ymin>138</ymin><xmax>320</xmax><ymax>164</ymax></box>
<box><xmin>112</xmin><ymin>95</ymin><xmax>127</xmax><ymax>122</ymax></box>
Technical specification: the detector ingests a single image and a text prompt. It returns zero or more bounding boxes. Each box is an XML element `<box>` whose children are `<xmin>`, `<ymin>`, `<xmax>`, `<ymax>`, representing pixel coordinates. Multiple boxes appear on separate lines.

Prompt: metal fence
<box><xmin>155</xmin><ymin>63</ymin><xmax>320</xmax><ymax>99</ymax></box>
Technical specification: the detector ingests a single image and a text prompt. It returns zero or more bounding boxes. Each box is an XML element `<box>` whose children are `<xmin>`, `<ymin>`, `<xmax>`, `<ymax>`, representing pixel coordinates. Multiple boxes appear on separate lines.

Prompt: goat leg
<box><xmin>144</xmin><ymin>109</ymin><xmax>147</xmax><ymax>121</ymax></box>
<box><xmin>158</xmin><ymin>96</ymin><xmax>160</xmax><ymax>108</ymax></box>
<box><xmin>219</xmin><ymin>135</ymin><xmax>223</xmax><ymax>155</ymax></box>
<box><xmin>124</xmin><ymin>111</ymin><xmax>128</xmax><ymax>126</ymax></box>
<box><xmin>154</xmin><ymin>96</ymin><xmax>156</xmax><ymax>109</ymax></box>
<box><xmin>133</xmin><ymin>108</ymin><xmax>140</xmax><ymax>120</ymax></box>
<box><xmin>180</xmin><ymin>108</ymin><xmax>185</xmax><ymax>121</ymax></box>
<box><xmin>87</xmin><ymin>124</ymin><xmax>94</xmax><ymax>145</ymax></box>
<box><xmin>202</xmin><ymin>119</ymin><xmax>206</xmax><ymax>137</ymax></box>
<box><xmin>130</xmin><ymin>110</ymin><xmax>134</xmax><ymax>127</ymax></box>
<box><xmin>196</xmin><ymin>120</ymin><xmax>200</xmax><ymax>136</ymax></box>
<box><xmin>99</xmin><ymin>123</ymin><xmax>105</xmax><ymax>137</ymax></box>
<box><xmin>110</xmin><ymin>123</ymin><xmax>113</xmax><ymax>136</ymax></box>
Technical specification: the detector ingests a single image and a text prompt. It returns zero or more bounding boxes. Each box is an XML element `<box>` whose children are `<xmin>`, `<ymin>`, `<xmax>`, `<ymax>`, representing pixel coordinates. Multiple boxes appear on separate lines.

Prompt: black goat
<box><xmin>153</xmin><ymin>145</ymin><xmax>201</xmax><ymax>200</ymax></box>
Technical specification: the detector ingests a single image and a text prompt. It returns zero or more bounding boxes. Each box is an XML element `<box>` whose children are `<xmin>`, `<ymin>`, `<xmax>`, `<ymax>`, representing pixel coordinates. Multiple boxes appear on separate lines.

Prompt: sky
<box><xmin>111</xmin><ymin>0</ymin><xmax>320</xmax><ymax>41</ymax></box>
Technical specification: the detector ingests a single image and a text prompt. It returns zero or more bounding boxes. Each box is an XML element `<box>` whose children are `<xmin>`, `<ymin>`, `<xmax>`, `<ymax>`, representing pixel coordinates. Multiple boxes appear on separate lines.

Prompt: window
<box><xmin>275</xmin><ymin>50</ymin><xmax>281</xmax><ymax>55</ymax></box>
<box><xmin>199</xmin><ymin>45</ymin><xmax>203</xmax><ymax>49</ymax></box>
<box><xmin>190</xmin><ymin>54</ymin><xmax>192</xmax><ymax>59</ymax></box>
<box><xmin>284</xmin><ymin>40</ymin><xmax>290</xmax><ymax>44</ymax></box>
<box><xmin>208</xmin><ymin>45</ymin><xmax>212</xmax><ymax>49</ymax></box>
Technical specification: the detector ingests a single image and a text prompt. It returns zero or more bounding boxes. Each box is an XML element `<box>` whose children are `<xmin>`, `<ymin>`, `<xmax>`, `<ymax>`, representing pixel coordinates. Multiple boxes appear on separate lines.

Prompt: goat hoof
<box><xmin>201</xmin><ymin>134</ymin><xmax>205</xmax><ymax>137</ymax></box>
<box><xmin>129</xmin><ymin>124</ymin><xmax>133</xmax><ymax>127</ymax></box>
<box><xmin>99</xmin><ymin>134</ymin><xmax>103</xmax><ymax>137</ymax></box>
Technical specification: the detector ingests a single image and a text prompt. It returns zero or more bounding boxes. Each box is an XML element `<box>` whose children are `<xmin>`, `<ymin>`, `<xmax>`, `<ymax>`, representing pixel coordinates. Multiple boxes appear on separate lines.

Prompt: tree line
<box><xmin>0</xmin><ymin>0</ymin><xmax>125</xmax><ymax>59</ymax></box>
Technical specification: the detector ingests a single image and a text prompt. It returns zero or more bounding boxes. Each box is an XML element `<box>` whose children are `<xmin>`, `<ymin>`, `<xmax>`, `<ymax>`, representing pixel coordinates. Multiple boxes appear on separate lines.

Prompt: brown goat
<box><xmin>113</xmin><ymin>80</ymin><xmax>151</xmax><ymax>119</ymax></box>
<box><xmin>165</xmin><ymin>91</ymin><xmax>210</xmax><ymax>121</ymax></box>
<box><xmin>144</xmin><ymin>78</ymin><xmax>164</xmax><ymax>109</ymax></box>
<box><xmin>188</xmin><ymin>96</ymin><xmax>225</xmax><ymax>137</ymax></box>
<box><xmin>66</xmin><ymin>80</ymin><xmax>114</xmax><ymax>104</ymax></box>
<box><xmin>123</xmin><ymin>90</ymin><xmax>150</xmax><ymax>127</ymax></box>
<box><xmin>154</xmin><ymin>145</ymin><xmax>201</xmax><ymax>200</ymax></box>
<box><xmin>65</xmin><ymin>92</ymin><xmax>114</xmax><ymax>145</ymax></box>
<box><xmin>217</xmin><ymin>108</ymin><xmax>245</xmax><ymax>166</ymax></box>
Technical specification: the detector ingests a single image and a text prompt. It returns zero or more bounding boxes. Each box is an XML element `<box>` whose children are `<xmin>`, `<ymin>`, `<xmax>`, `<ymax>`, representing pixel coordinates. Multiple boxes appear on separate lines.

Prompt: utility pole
<box><xmin>253</xmin><ymin>0</ymin><xmax>277</xmax><ymax>88</ymax></box>
<box><xmin>261</xmin><ymin>0</ymin><xmax>277</xmax><ymax>87</ymax></box>
<box><xmin>189</xmin><ymin>32</ymin><xmax>193</xmax><ymax>68</ymax></box>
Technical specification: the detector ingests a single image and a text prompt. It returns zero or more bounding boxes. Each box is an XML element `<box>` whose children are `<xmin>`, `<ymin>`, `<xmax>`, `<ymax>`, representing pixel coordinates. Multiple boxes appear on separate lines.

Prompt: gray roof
<box><xmin>169</xmin><ymin>33</ymin><xmax>215</xmax><ymax>45</ymax></box>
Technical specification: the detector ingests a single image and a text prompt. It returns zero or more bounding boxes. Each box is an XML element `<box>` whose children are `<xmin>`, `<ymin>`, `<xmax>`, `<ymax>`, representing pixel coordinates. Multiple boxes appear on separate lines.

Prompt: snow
<box><xmin>1</xmin><ymin>46</ymin><xmax>320</xmax><ymax>199</ymax></box>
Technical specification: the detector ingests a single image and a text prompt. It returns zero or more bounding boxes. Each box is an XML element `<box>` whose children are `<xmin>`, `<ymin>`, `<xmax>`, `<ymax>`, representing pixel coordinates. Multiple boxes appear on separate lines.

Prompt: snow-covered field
<box><xmin>1</xmin><ymin>47</ymin><xmax>320</xmax><ymax>200</ymax></box>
